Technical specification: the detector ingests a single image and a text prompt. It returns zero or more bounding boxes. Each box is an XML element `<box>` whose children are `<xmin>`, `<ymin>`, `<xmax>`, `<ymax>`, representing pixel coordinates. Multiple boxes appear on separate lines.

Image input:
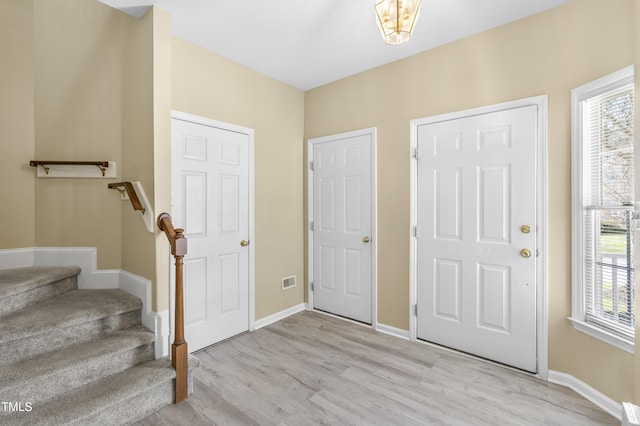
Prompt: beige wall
<box><xmin>171</xmin><ymin>37</ymin><xmax>306</xmax><ymax>320</ymax></box>
<box><xmin>151</xmin><ymin>8</ymin><xmax>173</xmax><ymax>313</ymax></box>
<box><xmin>32</xmin><ymin>0</ymin><xmax>123</xmax><ymax>269</ymax></box>
<box><xmin>0</xmin><ymin>0</ymin><xmax>35</xmax><ymax>249</ymax></box>
<box><xmin>304</xmin><ymin>0</ymin><xmax>637</xmax><ymax>403</ymax></box>
<box><xmin>120</xmin><ymin>8</ymin><xmax>156</xmax><ymax>301</ymax></box>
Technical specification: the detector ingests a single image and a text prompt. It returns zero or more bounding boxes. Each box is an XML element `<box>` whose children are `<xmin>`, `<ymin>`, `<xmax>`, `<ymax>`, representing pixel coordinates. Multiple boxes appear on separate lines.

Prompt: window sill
<box><xmin>568</xmin><ymin>317</ymin><xmax>634</xmax><ymax>354</ymax></box>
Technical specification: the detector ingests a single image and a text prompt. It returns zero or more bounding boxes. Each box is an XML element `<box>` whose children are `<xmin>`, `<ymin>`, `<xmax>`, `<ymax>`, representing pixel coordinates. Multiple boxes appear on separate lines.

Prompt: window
<box><xmin>571</xmin><ymin>65</ymin><xmax>635</xmax><ymax>352</ymax></box>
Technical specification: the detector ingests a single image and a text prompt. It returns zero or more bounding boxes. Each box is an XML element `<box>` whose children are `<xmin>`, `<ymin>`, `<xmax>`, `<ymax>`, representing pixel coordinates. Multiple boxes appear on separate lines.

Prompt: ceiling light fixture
<box><xmin>375</xmin><ymin>0</ymin><xmax>422</xmax><ymax>45</ymax></box>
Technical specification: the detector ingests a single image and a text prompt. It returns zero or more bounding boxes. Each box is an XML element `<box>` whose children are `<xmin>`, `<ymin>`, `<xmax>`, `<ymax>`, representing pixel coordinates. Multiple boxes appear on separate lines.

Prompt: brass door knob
<box><xmin>520</xmin><ymin>248</ymin><xmax>532</xmax><ymax>258</ymax></box>
<box><xmin>362</xmin><ymin>236</ymin><xmax>370</xmax><ymax>243</ymax></box>
<box><xmin>240</xmin><ymin>240</ymin><xmax>249</xmax><ymax>247</ymax></box>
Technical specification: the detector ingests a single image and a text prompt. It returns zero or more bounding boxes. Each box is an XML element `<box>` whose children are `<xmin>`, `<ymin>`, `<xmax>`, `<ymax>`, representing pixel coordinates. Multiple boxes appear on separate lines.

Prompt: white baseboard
<box><xmin>254</xmin><ymin>303</ymin><xmax>308</xmax><ymax>330</ymax></box>
<box><xmin>376</xmin><ymin>322</ymin><xmax>410</xmax><ymax>340</ymax></box>
<box><xmin>548</xmin><ymin>370</ymin><xmax>621</xmax><ymax>420</ymax></box>
<box><xmin>0</xmin><ymin>247</ymin><xmax>166</xmax><ymax>358</ymax></box>
<box><xmin>0</xmin><ymin>247</ymin><xmax>34</xmax><ymax>269</ymax></box>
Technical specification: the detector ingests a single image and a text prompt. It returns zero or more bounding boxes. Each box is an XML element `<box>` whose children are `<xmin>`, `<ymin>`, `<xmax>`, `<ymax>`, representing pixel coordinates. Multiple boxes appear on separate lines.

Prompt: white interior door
<box><xmin>310</xmin><ymin>130</ymin><xmax>375</xmax><ymax>324</ymax></box>
<box><xmin>172</xmin><ymin>116</ymin><xmax>250</xmax><ymax>352</ymax></box>
<box><xmin>416</xmin><ymin>105</ymin><xmax>538</xmax><ymax>372</ymax></box>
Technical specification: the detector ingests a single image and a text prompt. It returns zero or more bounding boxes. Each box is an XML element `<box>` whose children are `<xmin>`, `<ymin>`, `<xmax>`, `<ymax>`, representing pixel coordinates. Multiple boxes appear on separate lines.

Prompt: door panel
<box><xmin>417</xmin><ymin>105</ymin><xmax>537</xmax><ymax>372</ymax></box>
<box><xmin>312</xmin><ymin>132</ymin><xmax>373</xmax><ymax>324</ymax></box>
<box><xmin>172</xmin><ymin>118</ymin><xmax>250</xmax><ymax>352</ymax></box>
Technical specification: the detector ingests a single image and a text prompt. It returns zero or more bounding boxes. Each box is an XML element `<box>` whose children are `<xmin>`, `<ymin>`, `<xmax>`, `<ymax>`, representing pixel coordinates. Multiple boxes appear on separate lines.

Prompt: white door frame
<box><xmin>307</xmin><ymin>127</ymin><xmax>378</xmax><ymax>327</ymax></box>
<box><xmin>409</xmin><ymin>96</ymin><xmax>548</xmax><ymax>379</ymax></box>
<box><xmin>169</xmin><ymin>110</ymin><xmax>256</xmax><ymax>339</ymax></box>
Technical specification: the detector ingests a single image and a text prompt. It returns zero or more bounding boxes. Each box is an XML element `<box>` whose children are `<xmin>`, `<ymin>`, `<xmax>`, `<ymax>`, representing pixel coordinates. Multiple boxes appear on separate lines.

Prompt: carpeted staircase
<box><xmin>0</xmin><ymin>266</ymin><xmax>188</xmax><ymax>425</ymax></box>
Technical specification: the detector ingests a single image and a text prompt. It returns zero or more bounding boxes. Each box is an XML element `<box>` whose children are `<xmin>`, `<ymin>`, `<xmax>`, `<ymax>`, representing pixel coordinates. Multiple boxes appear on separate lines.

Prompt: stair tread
<box><xmin>0</xmin><ymin>325</ymin><xmax>155</xmax><ymax>387</ymax></box>
<box><xmin>7</xmin><ymin>358</ymin><xmax>177</xmax><ymax>426</ymax></box>
<box><xmin>0</xmin><ymin>266</ymin><xmax>80</xmax><ymax>299</ymax></box>
<box><xmin>0</xmin><ymin>289</ymin><xmax>142</xmax><ymax>344</ymax></box>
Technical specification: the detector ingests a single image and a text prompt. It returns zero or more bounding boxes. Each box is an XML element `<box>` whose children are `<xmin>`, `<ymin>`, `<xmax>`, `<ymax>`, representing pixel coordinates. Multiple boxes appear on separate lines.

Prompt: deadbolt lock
<box><xmin>240</xmin><ymin>240</ymin><xmax>249</xmax><ymax>247</ymax></box>
<box><xmin>521</xmin><ymin>225</ymin><xmax>531</xmax><ymax>234</ymax></box>
<box><xmin>362</xmin><ymin>236</ymin><xmax>370</xmax><ymax>243</ymax></box>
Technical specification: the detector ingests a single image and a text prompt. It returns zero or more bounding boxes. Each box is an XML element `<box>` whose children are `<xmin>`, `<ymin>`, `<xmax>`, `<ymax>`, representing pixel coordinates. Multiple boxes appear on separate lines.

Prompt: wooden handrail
<box><xmin>157</xmin><ymin>213</ymin><xmax>188</xmax><ymax>403</ymax></box>
<box><xmin>108</xmin><ymin>182</ymin><xmax>145</xmax><ymax>213</ymax></box>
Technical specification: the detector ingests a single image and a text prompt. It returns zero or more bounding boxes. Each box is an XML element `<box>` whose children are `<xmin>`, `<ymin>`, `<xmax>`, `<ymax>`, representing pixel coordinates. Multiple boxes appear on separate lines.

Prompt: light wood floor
<box><xmin>137</xmin><ymin>311</ymin><xmax>617</xmax><ymax>426</ymax></box>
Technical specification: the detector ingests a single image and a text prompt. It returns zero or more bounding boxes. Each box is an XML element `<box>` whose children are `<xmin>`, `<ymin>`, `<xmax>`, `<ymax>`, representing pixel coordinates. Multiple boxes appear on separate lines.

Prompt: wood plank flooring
<box><xmin>136</xmin><ymin>311</ymin><xmax>617</xmax><ymax>425</ymax></box>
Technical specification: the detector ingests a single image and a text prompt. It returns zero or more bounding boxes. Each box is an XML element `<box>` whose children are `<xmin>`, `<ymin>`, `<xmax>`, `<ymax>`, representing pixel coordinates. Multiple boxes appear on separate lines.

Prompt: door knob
<box><xmin>362</xmin><ymin>236</ymin><xmax>370</xmax><ymax>243</ymax></box>
<box><xmin>520</xmin><ymin>248</ymin><xmax>532</xmax><ymax>258</ymax></box>
<box><xmin>240</xmin><ymin>240</ymin><xmax>249</xmax><ymax>247</ymax></box>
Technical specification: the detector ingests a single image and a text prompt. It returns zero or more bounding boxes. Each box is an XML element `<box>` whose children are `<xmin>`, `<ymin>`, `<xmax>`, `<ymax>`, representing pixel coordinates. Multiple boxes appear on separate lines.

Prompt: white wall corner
<box><xmin>116</xmin><ymin>270</ymin><xmax>167</xmax><ymax>358</ymax></box>
<box><xmin>254</xmin><ymin>303</ymin><xmax>308</xmax><ymax>330</ymax></box>
<box><xmin>376</xmin><ymin>323</ymin><xmax>411</xmax><ymax>340</ymax></box>
<box><xmin>118</xmin><ymin>270</ymin><xmax>153</xmax><ymax>323</ymax></box>
<box><xmin>548</xmin><ymin>370</ymin><xmax>622</xmax><ymax>420</ymax></box>
<box><xmin>153</xmin><ymin>310</ymin><xmax>170</xmax><ymax>359</ymax></box>
<box><xmin>131</xmin><ymin>181</ymin><xmax>155</xmax><ymax>233</ymax></box>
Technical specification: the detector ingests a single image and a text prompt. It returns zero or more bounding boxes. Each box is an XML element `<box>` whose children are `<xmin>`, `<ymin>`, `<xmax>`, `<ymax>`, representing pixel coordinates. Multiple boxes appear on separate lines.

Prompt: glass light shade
<box><xmin>375</xmin><ymin>0</ymin><xmax>422</xmax><ymax>45</ymax></box>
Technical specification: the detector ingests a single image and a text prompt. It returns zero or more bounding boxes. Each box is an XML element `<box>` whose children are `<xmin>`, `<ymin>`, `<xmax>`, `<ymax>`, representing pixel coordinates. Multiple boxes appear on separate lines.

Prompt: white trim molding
<box><xmin>568</xmin><ymin>317</ymin><xmax>634</xmax><ymax>354</ymax></box>
<box><xmin>409</xmin><ymin>95</ymin><xmax>549</xmax><ymax>379</ymax></box>
<box><xmin>570</xmin><ymin>65</ymin><xmax>635</xmax><ymax>351</ymax></box>
<box><xmin>376</xmin><ymin>323</ymin><xmax>411</xmax><ymax>340</ymax></box>
<box><xmin>254</xmin><ymin>303</ymin><xmax>309</xmax><ymax>330</ymax></box>
<box><xmin>548</xmin><ymin>370</ymin><xmax>622</xmax><ymax>420</ymax></box>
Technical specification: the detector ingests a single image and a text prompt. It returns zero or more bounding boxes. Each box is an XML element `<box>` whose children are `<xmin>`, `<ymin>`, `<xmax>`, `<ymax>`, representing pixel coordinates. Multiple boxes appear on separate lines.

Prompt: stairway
<box><xmin>0</xmin><ymin>266</ymin><xmax>188</xmax><ymax>425</ymax></box>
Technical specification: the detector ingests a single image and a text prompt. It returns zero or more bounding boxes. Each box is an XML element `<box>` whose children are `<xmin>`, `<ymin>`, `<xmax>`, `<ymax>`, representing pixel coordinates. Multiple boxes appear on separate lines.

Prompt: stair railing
<box><xmin>157</xmin><ymin>213</ymin><xmax>188</xmax><ymax>403</ymax></box>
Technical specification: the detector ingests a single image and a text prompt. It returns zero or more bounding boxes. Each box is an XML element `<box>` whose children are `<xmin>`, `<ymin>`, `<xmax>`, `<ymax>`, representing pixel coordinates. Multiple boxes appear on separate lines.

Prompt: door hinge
<box><xmin>414</xmin><ymin>304</ymin><xmax>418</xmax><ymax>316</ymax></box>
<box><xmin>310</xmin><ymin>281</ymin><xmax>314</xmax><ymax>291</ymax></box>
<box><xmin>413</xmin><ymin>226</ymin><xmax>420</xmax><ymax>238</ymax></box>
<box><xmin>309</xmin><ymin>160</ymin><xmax>314</xmax><ymax>171</ymax></box>
<box><xmin>413</xmin><ymin>148</ymin><xmax>420</xmax><ymax>159</ymax></box>
<box><xmin>310</xmin><ymin>221</ymin><xmax>314</xmax><ymax>231</ymax></box>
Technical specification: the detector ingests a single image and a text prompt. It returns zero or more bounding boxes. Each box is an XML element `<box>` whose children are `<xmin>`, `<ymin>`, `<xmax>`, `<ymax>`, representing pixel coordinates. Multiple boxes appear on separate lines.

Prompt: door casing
<box><xmin>169</xmin><ymin>110</ymin><xmax>256</xmax><ymax>349</ymax></box>
<box><xmin>409</xmin><ymin>96</ymin><xmax>548</xmax><ymax>379</ymax></box>
<box><xmin>307</xmin><ymin>127</ymin><xmax>378</xmax><ymax>328</ymax></box>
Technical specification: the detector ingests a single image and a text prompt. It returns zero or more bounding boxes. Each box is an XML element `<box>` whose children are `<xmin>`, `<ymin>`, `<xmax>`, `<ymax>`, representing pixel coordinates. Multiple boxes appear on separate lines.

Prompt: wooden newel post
<box><xmin>157</xmin><ymin>214</ymin><xmax>189</xmax><ymax>403</ymax></box>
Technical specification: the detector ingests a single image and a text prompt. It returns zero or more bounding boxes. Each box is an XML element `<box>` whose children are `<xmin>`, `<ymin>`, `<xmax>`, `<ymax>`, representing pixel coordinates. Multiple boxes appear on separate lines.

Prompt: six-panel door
<box><xmin>172</xmin><ymin>118</ymin><xmax>250</xmax><ymax>352</ymax></box>
<box><xmin>312</xmin><ymin>134</ymin><xmax>373</xmax><ymax>324</ymax></box>
<box><xmin>416</xmin><ymin>105</ymin><xmax>538</xmax><ymax>372</ymax></box>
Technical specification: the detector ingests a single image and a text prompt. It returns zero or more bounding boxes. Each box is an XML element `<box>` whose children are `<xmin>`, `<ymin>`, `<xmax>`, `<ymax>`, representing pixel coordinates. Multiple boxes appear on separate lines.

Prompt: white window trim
<box><xmin>570</xmin><ymin>65</ymin><xmax>635</xmax><ymax>353</ymax></box>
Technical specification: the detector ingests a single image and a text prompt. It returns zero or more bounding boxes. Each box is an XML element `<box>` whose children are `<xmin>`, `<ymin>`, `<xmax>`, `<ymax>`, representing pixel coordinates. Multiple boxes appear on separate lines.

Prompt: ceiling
<box><xmin>98</xmin><ymin>0</ymin><xmax>569</xmax><ymax>91</ymax></box>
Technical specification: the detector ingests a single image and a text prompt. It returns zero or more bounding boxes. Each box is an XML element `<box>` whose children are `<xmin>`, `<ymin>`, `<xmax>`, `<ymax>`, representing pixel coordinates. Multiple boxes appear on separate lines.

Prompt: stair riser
<box><xmin>0</xmin><ymin>277</ymin><xmax>77</xmax><ymax>318</ymax></box>
<box><xmin>0</xmin><ymin>343</ymin><xmax>155</xmax><ymax>408</ymax></box>
<box><xmin>0</xmin><ymin>311</ymin><xmax>142</xmax><ymax>367</ymax></box>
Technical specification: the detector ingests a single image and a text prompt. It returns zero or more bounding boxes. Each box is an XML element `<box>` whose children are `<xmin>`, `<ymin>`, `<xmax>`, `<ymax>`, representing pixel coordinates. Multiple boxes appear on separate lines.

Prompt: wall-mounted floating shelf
<box><xmin>30</xmin><ymin>160</ymin><xmax>116</xmax><ymax>178</ymax></box>
<box><xmin>108</xmin><ymin>181</ymin><xmax>154</xmax><ymax>233</ymax></box>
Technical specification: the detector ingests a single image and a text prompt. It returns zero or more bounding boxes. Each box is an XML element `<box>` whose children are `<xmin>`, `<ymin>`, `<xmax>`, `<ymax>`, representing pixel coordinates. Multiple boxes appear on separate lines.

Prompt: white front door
<box><xmin>171</xmin><ymin>116</ymin><xmax>251</xmax><ymax>352</ymax></box>
<box><xmin>416</xmin><ymin>105</ymin><xmax>538</xmax><ymax>372</ymax></box>
<box><xmin>310</xmin><ymin>129</ymin><xmax>375</xmax><ymax>324</ymax></box>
